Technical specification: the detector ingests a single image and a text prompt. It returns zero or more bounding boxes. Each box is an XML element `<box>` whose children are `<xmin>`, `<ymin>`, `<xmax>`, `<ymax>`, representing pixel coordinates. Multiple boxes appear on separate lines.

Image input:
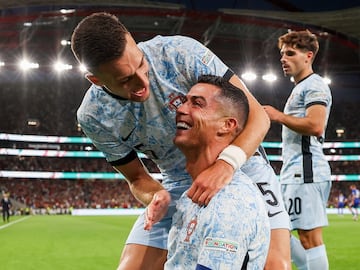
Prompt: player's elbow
<box><xmin>311</xmin><ymin>125</ymin><xmax>325</xmax><ymax>137</ymax></box>
<box><xmin>262</xmin><ymin>112</ymin><xmax>271</xmax><ymax>135</ymax></box>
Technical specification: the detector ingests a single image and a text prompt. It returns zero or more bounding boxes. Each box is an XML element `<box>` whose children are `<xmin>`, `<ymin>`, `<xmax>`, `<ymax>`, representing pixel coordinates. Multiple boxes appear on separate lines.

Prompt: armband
<box><xmin>217</xmin><ymin>145</ymin><xmax>247</xmax><ymax>171</ymax></box>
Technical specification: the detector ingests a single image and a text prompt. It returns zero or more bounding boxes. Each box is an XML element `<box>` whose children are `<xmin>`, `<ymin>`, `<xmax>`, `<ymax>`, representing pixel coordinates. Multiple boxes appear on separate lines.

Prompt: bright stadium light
<box><xmin>241</xmin><ymin>71</ymin><xmax>257</xmax><ymax>82</ymax></box>
<box><xmin>60</xmin><ymin>9</ymin><xmax>75</xmax><ymax>14</ymax></box>
<box><xmin>0</xmin><ymin>61</ymin><xmax>4</xmax><ymax>67</ymax></box>
<box><xmin>262</xmin><ymin>73</ymin><xmax>277</xmax><ymax>82</ymax></box>
<box><xmin>18</xmin><ymin>59</ymin><xmax>39</xmax><ymax>71</ymax></box>
<box><xmin>323</xmin><ymin>76</ymin><xmax>331</xmax><ymax>85</ymax></box>
<box><xmin>79</xmin><ymin>64</ymin><xmax>88</xmax><ymax>73</ymax></box>
<box><xmin>53</xmin><ymin>61</ymin><xmax>73</xmax><ymax>72</ymax></box>
<box><xmin>60</xmin><ymin>39</ymin><xmax>71</xmax><ymax>46</ymax></box>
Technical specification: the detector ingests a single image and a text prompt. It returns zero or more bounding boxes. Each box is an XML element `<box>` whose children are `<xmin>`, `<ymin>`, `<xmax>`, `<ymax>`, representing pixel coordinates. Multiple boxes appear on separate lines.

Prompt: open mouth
<box><xmin>176</xmin><ymin>121</ymin><xmax>191</xmax><ymax>130</ymax></box>
<box><xmin>132</xmin><ymin>88</ymin><xmax>146</xmax><ymax>97</ymax></box>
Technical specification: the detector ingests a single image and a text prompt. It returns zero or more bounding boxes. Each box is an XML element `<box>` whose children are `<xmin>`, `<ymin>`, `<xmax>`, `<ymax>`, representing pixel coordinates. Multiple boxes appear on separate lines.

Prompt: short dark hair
<box><xmin>278</xmin><ymin>30</ymin><xmax>319</xmax><ymax>57</ymax></box>
<box><xmin>197</xmin><ymin>74</ymin><xmax>249</xmax><ymax>134</ymax></box>
<box><xmin>71</xmin><ymin>12</ymin><xmax>129</xmax><ymax>73</ymax></box>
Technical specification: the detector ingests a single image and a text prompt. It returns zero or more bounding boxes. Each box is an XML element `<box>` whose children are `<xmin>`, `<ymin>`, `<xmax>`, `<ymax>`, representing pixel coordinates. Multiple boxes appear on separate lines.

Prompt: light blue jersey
<box><xmin>77</xmin><ymin>35</ymin><xmax>286</xmax><ymax>249</ymax></box>
<box><xmin>77</xmin><ymin>35</ymin><xmax>228</xmax><ymax>190</ymax></box>
<box><xmin>165</xmin><ymin>170</ymin><xmax>270</xmax><ymax>270</ymax></box>
<box><xmin>281</xmin><ymin>73</ymin><xmax>332</xmax><ymax>184</ymax></box>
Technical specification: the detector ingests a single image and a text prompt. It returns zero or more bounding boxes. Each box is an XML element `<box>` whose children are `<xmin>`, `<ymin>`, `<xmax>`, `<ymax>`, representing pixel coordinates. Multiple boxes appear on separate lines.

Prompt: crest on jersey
<box><xmin>201</xmin><ymin>49</ymin><xmax>214</xmax><ymax>65</ymax></box>
<box><xmin>168</xmin><ymin>93</ymin><xmax>186</xmax><ymax>111</ymax></box>
<box><xmin>184</xmin><ymin>216</ymin><xmax>198</xmax><ymax>242</ymax></box>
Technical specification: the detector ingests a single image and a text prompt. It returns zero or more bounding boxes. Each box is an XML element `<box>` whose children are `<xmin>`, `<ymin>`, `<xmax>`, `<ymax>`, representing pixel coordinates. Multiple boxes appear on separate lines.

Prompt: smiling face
<box><xmin>174</xmin><ymin>83</ymin><xmax>227</xmax><ymax>150</ymax></box>
<box><xmin>86</xmin><ymin>34</ymin><xmax>151</xmax><ymax>102</ymax></box>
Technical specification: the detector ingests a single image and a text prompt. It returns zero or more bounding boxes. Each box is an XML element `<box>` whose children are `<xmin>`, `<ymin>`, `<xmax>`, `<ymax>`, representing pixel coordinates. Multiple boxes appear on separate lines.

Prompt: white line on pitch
<box><xmin>0</xmin><ymin>216</ymin><xmax>31</xmax><ymax>230</ymax></box>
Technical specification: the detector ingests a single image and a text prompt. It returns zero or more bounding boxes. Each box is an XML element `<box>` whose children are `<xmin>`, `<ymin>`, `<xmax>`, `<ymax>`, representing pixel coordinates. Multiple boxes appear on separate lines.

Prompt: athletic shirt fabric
<box><xmin>165</xmin><ymin>170</ymin><xmax>270</xmax><ymax>269</ymax></box>
<box><xmin>280</xmin><ymin>73</ymin><xmax>332</xmax><ymax>184</ymax></box>
<box><xmin>77</xmin><ymin>35</ymin><xmax>229</xmax><ymax>189</ymax></box>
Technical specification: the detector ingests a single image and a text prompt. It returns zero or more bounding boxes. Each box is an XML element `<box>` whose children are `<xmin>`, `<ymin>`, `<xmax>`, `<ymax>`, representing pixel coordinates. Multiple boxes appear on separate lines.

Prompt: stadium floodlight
<box><xmin>262</xmin><ymin>73</ymin><xmax>277</xmax><ymax>82</ymax></box>
<box><xmin>0</xmin><ymin>61</ymin><xmax>4</xmax><ymax>67</ymax></box>
<box><xmin>53</xmin><ymin>61</ymin><xmax>73</xmax><ymax>72</ymax></box>
<box><xmin>336</xmin><ymin>127</ymin><xmax>345</xmax><ymax>138</ymax></box>
<box><xmin>241</xmin><ymin>71</ymin><xmax>257</xmax><ymax>82</ymax></box>
<box><xmin>323</xmin><ymin>76</ymin><xmax>331</xmax><ymax>85</ymax></box>
<box><xmin>79</xmin><ymin>64</ymin><xmax>88</xmax><ymax>73</ymax></box>
<box><xmin>60</xmin><ymin>9</ymin><xmax>75</xmax><ymax>14</ymax></box>
<box><xmin>27</xmin><ymin>119</ymin><xmax>40</xmax><ymax>127</ymax></box>
<box><xmin>18</xmin><ymin>59</ymin><xmax>39</xmax><ymax>71</ymax></box>
<box><xmin>60</xmin><ymin>40</ymin><xmax>71</xmax><ymax>46</ymax></box>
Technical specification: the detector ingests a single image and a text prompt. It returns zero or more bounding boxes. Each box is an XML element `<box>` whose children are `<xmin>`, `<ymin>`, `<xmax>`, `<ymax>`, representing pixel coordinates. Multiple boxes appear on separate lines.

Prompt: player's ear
<box><xmin>85</xmin><ymin>73</ymin><xmax>102</xmax><ymax>86</ymax></box>
<box><xmin>217</xmin><ymin>117</ymin><xmax>238</xmax><ymax>136</ymax></box>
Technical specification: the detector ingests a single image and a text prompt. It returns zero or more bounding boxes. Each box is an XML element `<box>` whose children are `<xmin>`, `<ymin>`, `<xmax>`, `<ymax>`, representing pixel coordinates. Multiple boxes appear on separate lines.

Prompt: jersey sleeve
<box><xmin>77</xmin><ymin>87</ymin><xmax>135</xmax><ymax>164</ymax></box>
<box><xmin>304</xmin><ymin>75</ymin><xmax>332</xmax><ymax>109</ymax></box>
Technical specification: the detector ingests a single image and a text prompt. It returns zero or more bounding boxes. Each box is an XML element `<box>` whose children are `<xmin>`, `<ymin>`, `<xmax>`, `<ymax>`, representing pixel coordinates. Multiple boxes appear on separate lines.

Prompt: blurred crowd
<box><xmin>0</xmin><ymin>178</ymin><xmax>142</xmax><ymax>214</ymax></box>
<box><xmin>0</xmin><ymin>155</ymin><xmax>358</xmax><ymax>214</ymax></box>
<box><xmin>0</xmin><ymin>75</ymin><xmax>359</xmax><ymax>214</ymax></box>
<box><xmin>0</xmin><ymin>74</ymin><xmax>359</xmax><ymax>141</ymax></box>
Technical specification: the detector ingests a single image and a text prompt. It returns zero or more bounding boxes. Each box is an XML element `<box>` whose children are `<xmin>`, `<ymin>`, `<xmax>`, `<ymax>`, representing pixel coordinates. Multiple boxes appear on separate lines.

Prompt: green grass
<box><xmin>0</xmin><ymin>214</ymin><xmax>359</xmax><ymax>270</ymax></box>
<box><xmin>0</xmin><ymin>215</ymin><xmax>137</xmax><ymax>270</ymax></box>
<box><xmin>290</xmin><ymin>214</ymin><xmax>360</xmax><ymax>269</ymax></box>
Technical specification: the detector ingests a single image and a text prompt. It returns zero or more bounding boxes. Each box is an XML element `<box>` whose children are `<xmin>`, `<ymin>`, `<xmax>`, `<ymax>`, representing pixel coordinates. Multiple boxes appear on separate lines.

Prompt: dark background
<box><xmin>0</xmin><ymin>0</ymin><xmax>359</xmax><ymax>140</ymax></box>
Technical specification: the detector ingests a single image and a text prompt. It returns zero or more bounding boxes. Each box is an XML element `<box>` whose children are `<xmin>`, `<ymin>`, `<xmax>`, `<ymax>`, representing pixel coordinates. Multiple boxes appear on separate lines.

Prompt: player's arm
<box><xmin>228</xmin><ymin>74</ymin><xmax>270</xmax><ymax>156</ymax></box>
<box><xmin>264</xmin><ymin>104</ymin><xmax>327</xmax><ymax>137</ymax></box>
<box><xmin>188</xmin><ymin>74</ymin><xmax>270</xmax><ymax>205</ymax></box>
<box><xmin>113</xmin><ymin>157</ymin><xmax>170</xmax><ymax>230</ymax></box>
<box><xmin>113</xmin><ymin>157</ymin><xmax>164</xmax><ymax>206</ymax></box>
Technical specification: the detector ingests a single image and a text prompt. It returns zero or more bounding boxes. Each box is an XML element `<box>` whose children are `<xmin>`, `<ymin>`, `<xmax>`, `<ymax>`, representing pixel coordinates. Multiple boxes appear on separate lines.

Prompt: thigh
<box><xmin>125</xmin><ymin>203</ymin><xmax>175</xmax><ymax>249</ymax></box>
<box><xmin>117</xmin><ymin>243</ymin><xmax>167</xmax><ymax>270</ymax></box>
<box><xmin>264</xmin><ymin>228</ymin><xmax>291</xmax><ymax>270</ymax></box>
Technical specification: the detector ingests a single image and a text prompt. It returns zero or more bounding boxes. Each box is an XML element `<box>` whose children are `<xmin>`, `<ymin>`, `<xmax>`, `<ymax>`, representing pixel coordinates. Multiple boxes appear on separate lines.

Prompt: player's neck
<box><xmin>185</xmin><ymin>145</ymin><xmax>223</xmax><ymax>180</ymax></box>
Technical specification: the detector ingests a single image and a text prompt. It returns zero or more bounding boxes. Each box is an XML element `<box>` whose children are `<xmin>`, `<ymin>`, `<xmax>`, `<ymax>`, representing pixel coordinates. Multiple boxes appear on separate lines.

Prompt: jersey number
<box><xmin>288</xmin><ymin>197</ymin><xmax>302</xmax><ymax>215</ymax></box>
<box><xmin>256</xmin><ymin>182</ymin><xmax>279</xmax><ymax>206</ymax></box>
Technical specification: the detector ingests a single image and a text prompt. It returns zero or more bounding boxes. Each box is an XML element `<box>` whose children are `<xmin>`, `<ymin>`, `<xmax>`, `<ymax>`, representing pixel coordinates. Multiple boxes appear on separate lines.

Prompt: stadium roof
<box><xmin>0</xmin><ymin>0</ymin><xmax>359</xmax><ymax>136</ymax></box>
<box><xmin>0</xmin><ymin>0</ymin><xmax>359</xmax><ymax>94</ymax></box>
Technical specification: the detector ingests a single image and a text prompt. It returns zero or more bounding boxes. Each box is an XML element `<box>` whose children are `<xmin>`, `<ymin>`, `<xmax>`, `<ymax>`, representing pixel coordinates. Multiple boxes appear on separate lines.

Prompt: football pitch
<box><xmin>0</xmin><ymin>214</ymin><xmax>358</xmax><ymax>270</ymax></box>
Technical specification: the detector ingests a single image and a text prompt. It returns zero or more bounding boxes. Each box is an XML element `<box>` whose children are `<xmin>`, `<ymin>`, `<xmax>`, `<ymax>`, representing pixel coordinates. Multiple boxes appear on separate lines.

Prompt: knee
<box><xmin>264</xmin><ymin>255</ymin><xmax>292</xmax><ymax>270</ymax></box>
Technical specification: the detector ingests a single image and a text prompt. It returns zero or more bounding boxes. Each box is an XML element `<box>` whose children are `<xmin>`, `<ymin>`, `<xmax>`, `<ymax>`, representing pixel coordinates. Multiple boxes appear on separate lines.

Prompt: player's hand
<box><xmin>144</xmin><ymin>190</ymin><xmax>171</xmax><ymax>231</ymax></box>
<box><xmin>263</xmin><ymin>105</ymin><xmax>282</xmax><ymax>123</ymax></box>
<box><xmin>187</xmin><ymin>160</ymin><xmax>234</xmax><ymax>206</ymax></box>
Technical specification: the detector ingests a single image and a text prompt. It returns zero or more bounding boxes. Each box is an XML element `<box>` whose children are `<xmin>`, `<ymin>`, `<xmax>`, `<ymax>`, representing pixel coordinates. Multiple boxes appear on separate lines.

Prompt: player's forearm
<box><xmin>229</xmin><ymin>75</ymin><xmax>270</xmax><ymax>158</ymax></box>
<box><xmin>280</xmin><ymin>114</ymin><xmax>324</xmax><ymax>136</ymax></box>
<box><xmin>129</xmin><ymin>177</ymin><xmax>166</xmax><ymax>206</ymax></box>
<box><xmin>231</xmin><ymin>97</ymin><xmax>270</xmax><ymax>158</ymax></box>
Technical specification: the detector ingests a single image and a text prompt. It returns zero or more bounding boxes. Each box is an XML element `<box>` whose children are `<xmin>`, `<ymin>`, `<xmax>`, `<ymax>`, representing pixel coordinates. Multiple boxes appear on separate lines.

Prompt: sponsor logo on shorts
<box><xmin>204</xmin><ymin>237</ymin><xmax>238</xmax><ymax>253</ymax></box>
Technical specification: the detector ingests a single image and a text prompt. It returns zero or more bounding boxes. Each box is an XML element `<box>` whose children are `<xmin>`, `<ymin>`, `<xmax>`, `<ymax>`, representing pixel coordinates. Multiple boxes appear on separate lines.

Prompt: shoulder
<box><xmin>77</xmin><ymin>85</ymin><xmax>128</xmax><ymax>129</ymax></box>
<box><xmin>139</xmin><ymin>35</ymin><xmax>207</xmax><ymax>59</ymax></box>
<box><xmin>303</xmin><ymin>74</ymin><xmax>330</xmax><ymax>91</ymax></box>
<box><xmin>139</xmin><ymin>35</ymin><xmax>202</xmax><ymax>47</ymax></box>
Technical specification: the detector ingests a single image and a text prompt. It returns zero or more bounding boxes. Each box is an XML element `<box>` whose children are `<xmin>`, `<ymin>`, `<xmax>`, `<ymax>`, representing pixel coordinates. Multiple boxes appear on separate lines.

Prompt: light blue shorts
<box><xmin>125</xmin><ymin>182</ymin><xmax>189</xmax><ymax>250</ymax></box>
<box><xmin>281</xmin><ymin>181</ymin><xmax>331</xmax><ymax>230</ymax></box>
<box><xmin>242</xmin><ymin>155</ymin><xmax>290</xmax><ymax>230</ymax></box>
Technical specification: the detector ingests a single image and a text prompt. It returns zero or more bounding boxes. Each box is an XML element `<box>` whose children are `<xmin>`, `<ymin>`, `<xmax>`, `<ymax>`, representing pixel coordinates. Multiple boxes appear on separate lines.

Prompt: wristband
<box><xmin>217</xmin><ymin>145</ymin><xmax>247</xmax><ymax>171</ymax></box>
